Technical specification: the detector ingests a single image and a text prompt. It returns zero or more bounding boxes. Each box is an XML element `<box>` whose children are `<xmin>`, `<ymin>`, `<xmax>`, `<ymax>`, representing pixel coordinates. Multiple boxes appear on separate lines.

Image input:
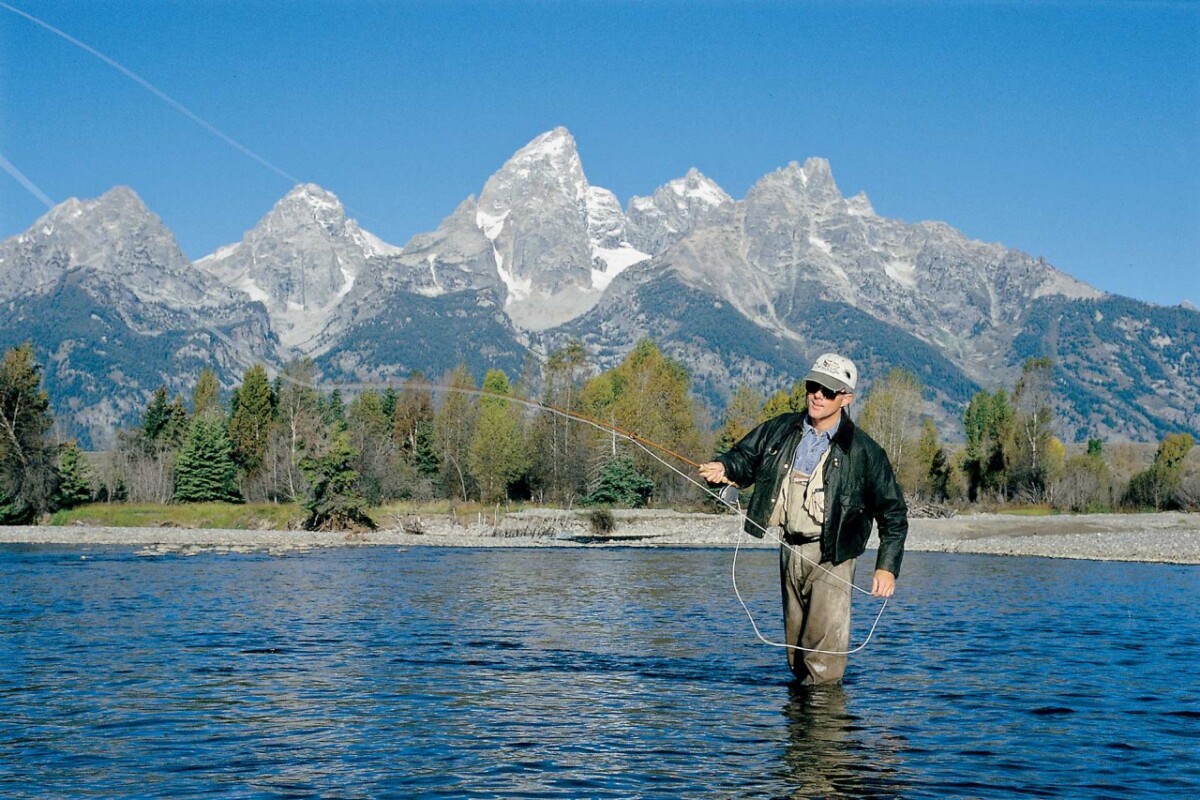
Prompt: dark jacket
<box><xmin>715</xmin><ymin>412</ymin><xmax>908</xmax><ymax>576</ymax></box>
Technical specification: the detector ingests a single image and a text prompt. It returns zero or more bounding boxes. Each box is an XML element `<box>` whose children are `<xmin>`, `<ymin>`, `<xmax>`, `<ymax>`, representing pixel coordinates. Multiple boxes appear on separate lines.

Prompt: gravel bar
<box><xmin>1</xmin><ymin>510</ymin><xmax>1197</xmax><ymax>564</ymax></box>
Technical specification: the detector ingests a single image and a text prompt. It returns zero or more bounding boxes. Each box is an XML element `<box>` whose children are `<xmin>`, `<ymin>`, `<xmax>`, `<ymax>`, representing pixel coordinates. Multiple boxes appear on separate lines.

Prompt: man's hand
<box><xmin>872</xmin><ymin>569</ymin><xmax>896</xmax><ymax>598</ymax></box>
<box><xmin>698</xmin><ymin>461</ymin><xmax>728</xmax><ymax>485</ymax></box>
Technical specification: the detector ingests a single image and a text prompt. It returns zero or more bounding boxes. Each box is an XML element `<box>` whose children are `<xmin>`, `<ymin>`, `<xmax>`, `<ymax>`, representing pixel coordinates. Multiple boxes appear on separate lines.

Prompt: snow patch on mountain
<box><xmin>591</xmin><ymin>245</ymin><xmax>651</xmax><ymax>291</ymax></box>
<box><xmin>884</xmin><ymin>259</ymin><xmax>918</xmax><ymax>288</ymax></box>
<box><xmin>193</xmin><ymin>183</ymin><xmax>401</xmax><ymax>349</ymax></box>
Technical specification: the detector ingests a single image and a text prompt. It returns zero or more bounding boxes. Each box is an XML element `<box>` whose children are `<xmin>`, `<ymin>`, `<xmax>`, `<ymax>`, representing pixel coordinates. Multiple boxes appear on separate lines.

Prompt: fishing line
<box><xmin>1</xmin><ymin>2</ymin><xmax>395</xmax><ymax>235</ymax></box>
<box><xmin>201</xmin><ymin>324</ymin><xmax>890</xmax><ymax>656</ymax></box>
<box><xmin>623</xmin><ymin>435</ymin><xmax>889</xmax><ymax>656</ymax></box>
<box><xmin>0</xmin><ymin>151</ymin><xmax>56</xmax><ymax>209</ymax></box>
<box><xmin>4</xmin><ymin>3</ymin><xmax>890</xmax><ymax>656</ymax></box>
<box><xmin>0</xmin><ymin>1</ymin><xmax>303</xmax><ymax>187</ymax></box>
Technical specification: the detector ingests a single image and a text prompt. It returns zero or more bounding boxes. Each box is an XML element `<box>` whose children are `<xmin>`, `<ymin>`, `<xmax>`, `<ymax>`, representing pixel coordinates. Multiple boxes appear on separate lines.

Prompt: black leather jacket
<box><xmin>715</xmin><ymin>412</ymin><xmax>908</xmax><ymax>576</ymax></box>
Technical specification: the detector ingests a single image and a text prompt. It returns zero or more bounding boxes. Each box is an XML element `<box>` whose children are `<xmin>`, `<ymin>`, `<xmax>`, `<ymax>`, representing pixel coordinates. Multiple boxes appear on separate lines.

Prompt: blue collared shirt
<box><xmin>791</xmin><ymin>414</ymin><xmax>840</xmax><ymax>475</ymax></box>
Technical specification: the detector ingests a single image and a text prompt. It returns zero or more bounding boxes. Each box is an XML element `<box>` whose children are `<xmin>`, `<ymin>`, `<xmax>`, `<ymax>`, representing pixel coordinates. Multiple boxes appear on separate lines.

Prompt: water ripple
<box><xmin>1</xmin><ymin>546</ymin><xmax>1197</xmax><ymax>798</ymax></box>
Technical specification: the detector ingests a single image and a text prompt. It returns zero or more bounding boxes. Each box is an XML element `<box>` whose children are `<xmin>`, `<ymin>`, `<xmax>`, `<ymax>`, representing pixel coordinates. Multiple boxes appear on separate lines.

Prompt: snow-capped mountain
<box><xmin>625</xmin><ymin>167</ymin><xmax>735</xmax><ymax>254</ymax></box>
<box><xmin>647</xmin><ymin>157</ymin><xmax>1104</xmax><ymax>389</ymax></box>
<box><xmin>0</xmin><ymin>187</ymin><xmax>225</xmax><ymax>307</ymax></box>
<box><xmin>0</xmin><ymin>187</ymin><xmax>276</xmax><ymax>446</ymax></box>
<box><xmin>471</xmin><ymin>127</ymin><xmax>649</xmax><ymax>329</ymax></box>
<box><xmin>194</xmin><ymin>183</ymin><xmax>399</xmax><ymax>350</ymax></box>
<box><xmin>1</xmin><ymin>127</ymin><xmax>1197</xmax><ymax>445</ymax></box>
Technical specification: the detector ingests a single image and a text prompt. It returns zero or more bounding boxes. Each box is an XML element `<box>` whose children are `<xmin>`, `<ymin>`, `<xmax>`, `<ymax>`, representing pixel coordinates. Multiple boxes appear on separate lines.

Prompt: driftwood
<box><xmin>907</xmin><ymin>500</ymin><xmax>957</xmax><ymax>519</ymax></box>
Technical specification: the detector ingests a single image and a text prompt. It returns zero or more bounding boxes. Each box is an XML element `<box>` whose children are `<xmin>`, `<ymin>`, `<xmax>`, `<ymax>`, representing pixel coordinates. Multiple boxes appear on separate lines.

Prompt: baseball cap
<box><xmin>804</xmin><ymin>353</ymin><xmax>858</xmax><ymax>394</ymax></box>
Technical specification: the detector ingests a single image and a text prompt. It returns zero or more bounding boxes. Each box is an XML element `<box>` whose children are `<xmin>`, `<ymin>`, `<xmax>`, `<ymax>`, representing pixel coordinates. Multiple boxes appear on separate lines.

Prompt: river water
<box><xmin>2</xmin><ymin>544</ymin><xmax>1197</xmax><ymax>799</ymax></box>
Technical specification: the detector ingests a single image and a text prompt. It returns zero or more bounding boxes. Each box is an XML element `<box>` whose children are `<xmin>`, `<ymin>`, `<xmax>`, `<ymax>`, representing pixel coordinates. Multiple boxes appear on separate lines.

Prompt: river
<box><xmin>2</xmin><ymin>545</ymin><xmax>1197</xmax><ymax>798</ymax></box>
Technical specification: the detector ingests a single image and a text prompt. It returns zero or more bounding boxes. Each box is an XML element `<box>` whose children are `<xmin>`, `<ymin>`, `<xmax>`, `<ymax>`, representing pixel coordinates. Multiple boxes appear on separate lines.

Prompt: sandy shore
<box><xmin>2</xmin><ymin>510</ymin><xmax>1199</xmax><ymax>564</ymax></box>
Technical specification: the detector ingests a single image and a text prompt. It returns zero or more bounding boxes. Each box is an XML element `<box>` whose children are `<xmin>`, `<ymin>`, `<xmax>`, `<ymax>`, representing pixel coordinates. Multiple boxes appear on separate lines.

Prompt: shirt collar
<box><xmin>803</xmin><ymin>413</ymin><xmax>841</xmax><ymax>440</ymax></box>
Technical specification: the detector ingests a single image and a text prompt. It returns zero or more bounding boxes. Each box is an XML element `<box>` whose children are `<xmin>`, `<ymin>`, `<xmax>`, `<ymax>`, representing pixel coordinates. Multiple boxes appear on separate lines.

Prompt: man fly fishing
<box><xmin>699</xmin><ymin>353</ymin><xmax>908</xmax><ymax>685</ymax></box>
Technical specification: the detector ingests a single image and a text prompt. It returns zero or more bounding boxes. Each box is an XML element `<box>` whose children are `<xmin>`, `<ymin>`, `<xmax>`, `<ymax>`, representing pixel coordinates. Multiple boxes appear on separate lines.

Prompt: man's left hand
<box><xmin>872</xmin><ymin>569</ymin><xmax>896</xmax><ymax>598</ymax></box>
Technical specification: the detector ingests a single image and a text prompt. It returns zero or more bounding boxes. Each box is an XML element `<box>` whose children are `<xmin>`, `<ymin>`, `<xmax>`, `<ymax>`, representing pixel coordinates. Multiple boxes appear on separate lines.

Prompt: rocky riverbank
<box><xmin>2</xmin><ymin>510</ymin><xmax>1198</xmax><ymax>564</ymax></box>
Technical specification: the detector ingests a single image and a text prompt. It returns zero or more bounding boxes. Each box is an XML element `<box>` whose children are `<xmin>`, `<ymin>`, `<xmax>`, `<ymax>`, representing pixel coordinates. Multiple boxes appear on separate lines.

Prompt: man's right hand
<box><xmin>698</xmin><ymin>461</ymin><xmax>728</xmax><ymax>485</ymax></box>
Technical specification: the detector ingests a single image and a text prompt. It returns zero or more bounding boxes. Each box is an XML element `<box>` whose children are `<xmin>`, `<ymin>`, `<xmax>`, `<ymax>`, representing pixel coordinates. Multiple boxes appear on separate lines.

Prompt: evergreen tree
<box><xmin>412</xmin><ymin>420</ymin><xmax>440</xmax><ymax>479</ymax></box>
<box><xmin>468</xmin><ymin>369</ymin><xmax>529</xmax><ymax>502</ymax></box>
<box><xmin>0</xmin><ymin>344</ymin><xmax>59</xmax><ymax>523</ymax></box>
<box><xmin>192</xmin><ymin>368</ymin><xmax>221</xmax><ymax>419</ymax></box>
<box><xmin>585</xmin><ymin>455</ymin><xmax>655</xmax><ymax>507</ymax></box>
<box><xmin>142</xmin><ymin>386</ymin><xmax>172</xmax><ymax>445</ymax></box>
<box><xmin>164</xmin><ymin>395</ymin><xmax>189</xmax><ymax>448</ymax></box>
<box><xmin>962</xmin><ymin>389</ymin><xmax>1014</xmax><ymax>502</ymax></box>
<box><xmin>323</xmin><ymin>388</ymin><xmax>347</xmax><ymax>427</ymax></box>
<box><xmin>55</xmin><ymin>440</ymin><xmax>93</xmax><ymax>509</ymax></box>
<box><xmin>299</xmin><ymin>430</ymin><xmax>375</xmax><ymax>531</ymax></box>
<box><xmin>381</xmin><ymin>387</ymin><xmax>398</xmax><ymax>424</ymax></box>
<box><xmin>174</xmin><ymin>417</ymin><xmax>240</xmax><ymax>503</ymax></box>
<box><xmin>228</xmin><ymin>364</ymin><xmax>275</xmax><ymax>475</ymax></box>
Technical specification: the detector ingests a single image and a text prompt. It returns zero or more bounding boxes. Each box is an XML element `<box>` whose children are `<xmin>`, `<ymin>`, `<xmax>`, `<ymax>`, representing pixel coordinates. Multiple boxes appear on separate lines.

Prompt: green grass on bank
<box><xmin>46</xmin><ymin>500</ymin><xmax>537</xmax><ymax>530</ymax></box>
<box><xmin>44</xmin><ymin>499</ymin><xmax>1166</xmax><ymax>530</ymax></box>
<box><xmin>48</xmin><ymin>502</ymin><xmax>305</xmax><ymax>530</ymax></box>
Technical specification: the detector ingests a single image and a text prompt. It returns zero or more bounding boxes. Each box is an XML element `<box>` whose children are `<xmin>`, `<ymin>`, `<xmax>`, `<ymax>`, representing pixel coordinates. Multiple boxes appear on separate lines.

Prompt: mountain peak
<box><xmin>755</xmin><ymin>158</ymin><xmax>843</xmax><ymax>206</ymax></box>
<box><xmin>96</xmin><ymin>184</ymin><xmax>146</xmax><ymax>208</ymax></box>
<box><xmin>52</xmin><ymin>185</ymin><xmax>154</xmax><ymax>225</ymax></box>
<box><xmin>669</xmin><ymin>168</ymin><xmax>732</xmax><ymax>207</ymax></box>
<box><xmin>269</xmin><ymin>183</ymin><xmax>347</xmax><ymax>228</ymax></box>
<box><xmin>518</xmin><ymin>127</ymin><xmax>578</xmax><ymax>160</ymax></box>
<box><xmin>847</xmin><ymin>191</ymin><xmax>875</xmax><ymax>217</ymax></box>
<box><xmin>497</xmin><ymin>128</ymin><xmax>586</xmax><ymax>189</ymax></box>
<box><xmin>285</xmin><ymin>182</ymin><xmax>340</xmax><ymax>206</ymax></box>
<box><xmin>34</xmin><ymin>186</ymin><xmax>159</xmax><ymax>241</ymax></box>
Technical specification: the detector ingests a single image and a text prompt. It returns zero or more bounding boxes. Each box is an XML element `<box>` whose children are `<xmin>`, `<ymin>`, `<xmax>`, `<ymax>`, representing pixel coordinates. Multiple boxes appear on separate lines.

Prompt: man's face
<box><xmin>805</xmin><ymin>381</ymin><xmax>853</xmax><ymax>428</ymax></box>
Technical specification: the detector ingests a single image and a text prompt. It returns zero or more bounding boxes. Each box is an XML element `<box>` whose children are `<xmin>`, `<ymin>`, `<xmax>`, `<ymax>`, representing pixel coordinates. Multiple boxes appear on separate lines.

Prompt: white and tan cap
<box><xmin>805</xmin><ymin>352</ymin><xmax>858</xmax><ymax>394</ymax></box>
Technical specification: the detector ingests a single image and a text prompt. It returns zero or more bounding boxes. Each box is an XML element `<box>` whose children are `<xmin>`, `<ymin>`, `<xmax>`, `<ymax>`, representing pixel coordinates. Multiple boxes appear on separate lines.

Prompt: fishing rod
<box><xmin>197</xmin><ymin>319</ymin><xmax>707</xmax><ymax>471</ymax></box>
<box><xmin>427</xmin><ymin>382</ymin><xmax>705</xmax><ymax>470</ymax></box>
<box><xmin>201</xmin><ymin>325</ymin><xmax>889</xmax><ymax>655</ymax></box>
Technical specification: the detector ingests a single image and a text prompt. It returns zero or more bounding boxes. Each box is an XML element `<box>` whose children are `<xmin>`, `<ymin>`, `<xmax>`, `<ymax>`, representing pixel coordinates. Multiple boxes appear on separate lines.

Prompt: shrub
<box><xmin>588</xmin><ymin>507</ymin><xmax>616</xmax><ymax>535</ymax></box>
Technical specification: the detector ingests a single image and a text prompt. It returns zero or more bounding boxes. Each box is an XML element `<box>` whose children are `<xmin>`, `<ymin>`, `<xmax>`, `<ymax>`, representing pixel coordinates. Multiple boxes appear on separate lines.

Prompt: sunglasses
<box><xmin>806</xmin><ymin>381</ymin><xmax>846</xmax><ymax>400</ymax></box>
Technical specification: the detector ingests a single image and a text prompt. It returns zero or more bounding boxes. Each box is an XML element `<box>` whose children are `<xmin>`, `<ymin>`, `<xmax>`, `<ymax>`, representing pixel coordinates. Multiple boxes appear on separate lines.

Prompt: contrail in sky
<box><xmin>0</xmin><ymin>151</ymin><xmax>56</xmax><ymax>209</ymax></box>
<box><xmin>0</xmin><ymin>1</ymin><xmax>303</xmax><ymax>187</ymax></box>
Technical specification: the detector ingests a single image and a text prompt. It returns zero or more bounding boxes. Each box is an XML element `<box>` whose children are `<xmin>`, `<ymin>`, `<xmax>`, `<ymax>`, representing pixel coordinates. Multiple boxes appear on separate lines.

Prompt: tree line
<box><xmin>1</xmin><ymin>341</ymin><xmax>1196</xmax><ymax>527</ymax></box>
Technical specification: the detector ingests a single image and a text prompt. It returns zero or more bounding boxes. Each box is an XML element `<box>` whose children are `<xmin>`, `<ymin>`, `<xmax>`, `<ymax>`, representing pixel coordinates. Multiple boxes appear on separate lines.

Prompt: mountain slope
<box><xmin>0</xmin><ymin>188</ymin><xmax>277</xmax><ymax>447</ymax></box>
<box><xmin>194</xmin><ymin>183</ymin><xmax>399</xmax><ymax>351</ymax></box>
<box><xmin>1</xmin><ymin>129</ymin><xmax>1196</xmax><ymax>445</ymax></box>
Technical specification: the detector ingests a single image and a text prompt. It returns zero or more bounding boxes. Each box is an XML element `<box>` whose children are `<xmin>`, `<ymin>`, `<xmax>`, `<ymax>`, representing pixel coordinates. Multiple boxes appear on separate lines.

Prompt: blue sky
<box><xmin>1</xmin><ymin>0</ymin><xmax>1197</xmax><ymax>306</ymax></box>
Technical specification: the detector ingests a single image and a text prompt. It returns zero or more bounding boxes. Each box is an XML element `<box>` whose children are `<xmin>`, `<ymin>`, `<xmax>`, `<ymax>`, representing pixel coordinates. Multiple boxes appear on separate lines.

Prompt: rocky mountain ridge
<box><xmin>0</xmin><ymin>188</ymin><xmax>277</xmax><ymax>443</ymax></box>
<box><xmin>2</xmin><ymin>127</ymin><xmax>1196</xmax><ymax>447</ymax></box>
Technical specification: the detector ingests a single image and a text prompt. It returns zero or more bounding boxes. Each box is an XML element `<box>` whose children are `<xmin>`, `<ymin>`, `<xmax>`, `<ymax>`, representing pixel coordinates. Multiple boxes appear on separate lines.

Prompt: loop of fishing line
<box><xmin>204</xmin><ymin>323</ymin><xmax>889</xmax><ymax>655</ymax></box>
<box><xmin>622</xmin><ymin>438</ymin><xmax>889</xmax><ymax>656</ymax></box>
<box><xmin>2</xmin><ymin>0</ymin><xmax>892</xmax><ymax>657</ymax></box>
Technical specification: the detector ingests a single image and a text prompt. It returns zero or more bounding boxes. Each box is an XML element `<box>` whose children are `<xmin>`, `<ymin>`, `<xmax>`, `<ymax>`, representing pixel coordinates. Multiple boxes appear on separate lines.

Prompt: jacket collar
<box><xmin>831</xmin><ymin>412</ymin><xmax>856</xmax><ymax>451</ymax></box>
<box><xmin>792</xmin><ymin>410</ymin><xmax>856</xmax><ymax>451</ymax></box>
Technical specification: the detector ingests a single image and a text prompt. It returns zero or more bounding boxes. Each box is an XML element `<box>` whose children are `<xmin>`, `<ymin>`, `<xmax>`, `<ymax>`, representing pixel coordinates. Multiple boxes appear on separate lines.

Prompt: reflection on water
<box><xmin>778</xmin><ymin>684</ymin><xmax>902</xmax><ymax>799</ymax></box>
<box><xmin>0</xmin><ymin>545</ymin><xmax>1197</xmax><ymax>798</ymax></box>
